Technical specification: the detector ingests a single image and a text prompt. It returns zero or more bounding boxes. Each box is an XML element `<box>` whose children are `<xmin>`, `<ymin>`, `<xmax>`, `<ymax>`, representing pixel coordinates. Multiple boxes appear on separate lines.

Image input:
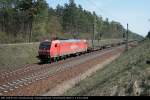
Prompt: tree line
<box><xmin>0</xmin><ymin>0</ymin><xmax>142</xmax><ymax>43</ymax></box>
<box><xmin>147</xmin><ymin>31</ymin><xmax>150</xmax><ymax>39</ymax></box>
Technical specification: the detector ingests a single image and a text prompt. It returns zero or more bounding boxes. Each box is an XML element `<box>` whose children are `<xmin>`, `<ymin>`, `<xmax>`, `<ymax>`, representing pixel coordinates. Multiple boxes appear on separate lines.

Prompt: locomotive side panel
<box><xmin>59</xmin><ymin>42</ymin><xmax>72</xmax><ymax>56</ymax></box>
<box><xmin>57</xmin><ymin>40</ymin><xmax>88</xmax><ymax>57</ymax></box>
<box><xmin>60</xmin><ymin>40</ymin><xmax>88</xmax><ymax>56</ymax></box>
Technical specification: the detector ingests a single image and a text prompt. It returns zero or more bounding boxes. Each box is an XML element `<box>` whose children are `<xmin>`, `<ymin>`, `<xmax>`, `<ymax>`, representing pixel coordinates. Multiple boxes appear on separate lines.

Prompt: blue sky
<box><xmin>46</xmin><ymin>0</ymin><xmax>150</xmax><ymax>37</ymax></box>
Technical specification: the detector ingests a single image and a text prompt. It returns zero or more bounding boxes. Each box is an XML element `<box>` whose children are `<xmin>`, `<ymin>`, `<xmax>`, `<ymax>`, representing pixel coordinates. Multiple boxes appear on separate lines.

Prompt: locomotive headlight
<box><xmin>46</xmin><ymin>50</ymin><xmax>50</xmax><ymax>53</ymax></box>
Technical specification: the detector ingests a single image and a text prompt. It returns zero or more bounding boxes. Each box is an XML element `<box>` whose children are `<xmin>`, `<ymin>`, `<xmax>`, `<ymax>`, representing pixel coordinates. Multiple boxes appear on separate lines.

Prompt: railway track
<box><xmin>0</xmin><ymin>43</ymin><xmax>114</xmax><ymax>83</ymax></box>
<box><xmin>0</xmin><ymin>42</ymin><xmax>136</xmax><ymax>96</ymax></box>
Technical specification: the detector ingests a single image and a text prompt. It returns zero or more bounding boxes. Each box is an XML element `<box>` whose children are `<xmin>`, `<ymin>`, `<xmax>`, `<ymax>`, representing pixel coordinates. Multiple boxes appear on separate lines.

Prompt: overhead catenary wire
<box><xmin>86</xmin><ymin>0</ymin><xmax>118</xmax><ymax>21</ymax></box>
<box><xmin>48</xmin><ymin>0</ymin><xmax>130</xmax><ymax>37</ymax></box>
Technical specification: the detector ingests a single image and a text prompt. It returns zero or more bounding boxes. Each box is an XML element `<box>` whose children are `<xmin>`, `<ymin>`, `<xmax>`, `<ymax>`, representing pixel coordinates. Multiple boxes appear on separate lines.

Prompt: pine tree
<box><xmin>147</xmin><ymin>31</ymin><xmax>150</xmax><ymax>39</ymax></box>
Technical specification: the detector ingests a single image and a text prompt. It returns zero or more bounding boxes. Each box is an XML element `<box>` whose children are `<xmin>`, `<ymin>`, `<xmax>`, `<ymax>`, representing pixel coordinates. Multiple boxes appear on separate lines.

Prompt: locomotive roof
<box><xmin>51</xmin><ymin>39</ymin><xmax>86</xmax><ymax>44</ymax></box>
<box><xmin>42</xmin><ymin>39</ymin><xmax>86</xmax><ymax>44</ymax></box>
<box><xmin>57</xmin><ymin>39</ymin><xmax>86</xmax><ymax>42</ymax></box>
<box><xmin>60</xmin><ymin>39</ymin><xmax>82</xmax><ymax>42</ymax></box>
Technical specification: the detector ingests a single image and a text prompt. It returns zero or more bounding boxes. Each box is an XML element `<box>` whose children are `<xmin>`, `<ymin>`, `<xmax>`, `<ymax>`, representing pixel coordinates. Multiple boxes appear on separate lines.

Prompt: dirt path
<box><xmin>43</xmin><ymin>49</ymin><xmax>123</xmax><ymax>96</ymax></box>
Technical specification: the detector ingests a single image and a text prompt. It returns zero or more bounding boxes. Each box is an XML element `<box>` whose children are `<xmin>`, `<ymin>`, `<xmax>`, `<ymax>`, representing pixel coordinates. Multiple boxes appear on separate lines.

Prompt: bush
<box><xmin>0</xmin><ymin>32</ymin><xmax>9</xmax><ymax>43</ymax></box>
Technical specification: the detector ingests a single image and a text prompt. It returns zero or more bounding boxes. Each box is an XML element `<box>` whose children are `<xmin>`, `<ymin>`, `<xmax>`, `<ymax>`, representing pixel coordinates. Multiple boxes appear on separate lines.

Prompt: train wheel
<box><xmin>55</xmin><ymin>57</ymin><xmax>59</xmax><ymax>62</ymax></box>
<box><xmin>47</xmin><ymin>59</ymin><xmax>51</xmax><ymax>63</ymax></box>
<box><xmin>63</xmin><ymin>55</ymin><xmax>66</xmax><ymax>60</ymax></box>
<box><xmin>61</xmin><ymin>56</ymin><xmax>65</xmax><ymax>60</ymax></box>
<box><xmin>54</xmin><ymin>57</ymin><xmax>57</xmax><ymax>62</ymax></box>
<box><xmin>56</xmin><ymin>57</ymin><xmax>59</xmax><ymax>62</ymax></box>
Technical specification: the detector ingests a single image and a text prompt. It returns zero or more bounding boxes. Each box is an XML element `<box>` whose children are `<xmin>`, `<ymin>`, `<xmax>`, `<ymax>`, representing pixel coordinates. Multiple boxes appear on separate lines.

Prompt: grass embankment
<box><xmin>64</xmin><ymin>39</ymin><xmax>150</xmax><ymax>96</ymax></box>
<box><xmin>0</xmin><ymin>43</ymin><xmax>39</xmax><ymax>71</ymax></box>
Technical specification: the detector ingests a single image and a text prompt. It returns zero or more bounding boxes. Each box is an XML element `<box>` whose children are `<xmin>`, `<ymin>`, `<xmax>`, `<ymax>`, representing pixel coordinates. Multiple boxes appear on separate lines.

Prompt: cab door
<box><xmin>54</xmin><ymin>43</ymin><xmax>60</xmax><ymax>57</ymax></box>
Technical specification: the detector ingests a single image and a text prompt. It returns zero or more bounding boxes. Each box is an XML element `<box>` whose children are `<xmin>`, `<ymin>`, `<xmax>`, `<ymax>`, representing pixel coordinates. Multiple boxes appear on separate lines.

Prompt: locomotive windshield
<box><xmin>39</xmin><ymin>42</ymin><xmax>51</xmax><ymax>49</ymax></box>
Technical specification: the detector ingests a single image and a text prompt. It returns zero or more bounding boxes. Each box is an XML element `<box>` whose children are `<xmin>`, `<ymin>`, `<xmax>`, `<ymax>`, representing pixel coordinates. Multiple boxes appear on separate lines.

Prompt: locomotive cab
<box><xmin>38</xmin><ymin>41</ymin><xmax>51</xmax><ymax>61</ymax></box>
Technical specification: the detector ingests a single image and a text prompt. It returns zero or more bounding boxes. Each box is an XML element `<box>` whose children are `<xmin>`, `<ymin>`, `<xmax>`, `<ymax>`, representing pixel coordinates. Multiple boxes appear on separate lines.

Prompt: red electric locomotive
<box><xmin>38</xmin><ymin>39</ymin><xmax>88</xmax><ymax>62</ymax></box>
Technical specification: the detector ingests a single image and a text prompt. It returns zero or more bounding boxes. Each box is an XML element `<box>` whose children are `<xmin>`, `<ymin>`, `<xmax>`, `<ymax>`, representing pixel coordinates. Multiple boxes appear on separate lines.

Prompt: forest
<box><xmin>0</xmin><ymin>0</ymin><xmax>142</xmax><ymax>43</ymax></box>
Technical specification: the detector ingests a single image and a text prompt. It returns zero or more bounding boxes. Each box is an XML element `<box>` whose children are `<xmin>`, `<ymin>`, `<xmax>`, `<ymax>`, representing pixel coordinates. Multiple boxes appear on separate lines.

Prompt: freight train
<box><xmin>37</xmin><ymin>39</ymin><xmax>129</xmax><ymax>63</ymax></box>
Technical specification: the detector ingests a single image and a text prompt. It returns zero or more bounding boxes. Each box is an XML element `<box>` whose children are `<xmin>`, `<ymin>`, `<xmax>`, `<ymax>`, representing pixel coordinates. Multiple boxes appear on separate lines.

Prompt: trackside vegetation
<box><xmin>64</xmin><ymin>39</ymin><xmax>150</xmax><ymax>96</ymax></box>
<box><xmin>0</xmin><ymin>43</ymin><xmax>39</xmax><ymax>71</ymax></box>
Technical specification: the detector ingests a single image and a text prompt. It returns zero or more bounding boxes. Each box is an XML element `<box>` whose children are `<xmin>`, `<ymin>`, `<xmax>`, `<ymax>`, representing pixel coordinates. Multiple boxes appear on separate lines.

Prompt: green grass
<box><xmin>64</xmin><ymin>39</ymin><xmax>150</xmax><ymax>96</ymax></box>
<box><xmin>0</xmin><ymin>43</ymin><xmax>40</xmax><ymax>71</ymax></box>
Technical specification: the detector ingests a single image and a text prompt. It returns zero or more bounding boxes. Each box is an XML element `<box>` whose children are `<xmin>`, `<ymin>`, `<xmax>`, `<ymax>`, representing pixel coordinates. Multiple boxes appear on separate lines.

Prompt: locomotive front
<box><xmin>38</xmin><ymin>40</ymin><xmax>51</xmax><ymax>62</ymax></box>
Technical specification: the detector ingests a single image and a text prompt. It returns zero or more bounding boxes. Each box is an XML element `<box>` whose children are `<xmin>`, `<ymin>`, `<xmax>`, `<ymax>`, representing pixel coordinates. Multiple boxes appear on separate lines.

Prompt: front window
<box><xmin>39</xmin><ymin>42</ymin><xmax>51</xmax><ymax>50</ymax></box>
